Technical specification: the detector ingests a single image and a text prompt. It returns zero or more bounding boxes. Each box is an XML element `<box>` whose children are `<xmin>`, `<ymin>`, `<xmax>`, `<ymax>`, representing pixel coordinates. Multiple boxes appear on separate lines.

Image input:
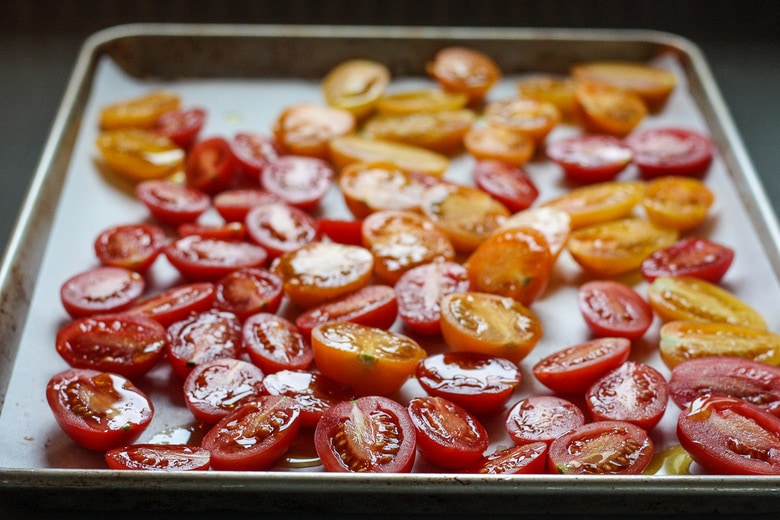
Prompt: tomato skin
<box><xmin>230</xmin><ymin>132</ymin><xmax>283</xmax><ymax>179</ymax></box>
<box><xmin>261</xmin><ymin>155</ymin><xmax>334</xmax><ymax>211</ymax></box>
<box><xmin>105</xmin><ymin>444</ymin><xmax>211</xmax><ymax>471</ymax></box>
<box><xmin>532</xmin><ymin>337</ymin><xmax>631</xmax><ymax>395</ymax></box>
<box><xmin>244</xmin><ymin>202</ymin><xmax>319</xmax><ymax>259</ymax></box>
<box><xmin>316</xmin><ymin>218</ymin><xmax>364</xmax><ymax>246</ymax></box>
<box><xmin>202</xmin><ymin>395</ymin><xmax>302</xmax><ymax>471</ymax></box>
<box><xmin>548</xmin><ymin>420</ymin><xmax>654</xmax><ymax>474</ymax></box>
<box><xmin>185</xmin><ymin>136</ymin><xmax>239</xmax><ymax>194</ymax></box>
<box><xmin>242</xmin><ymin>313</ymin><xmax>314</xmax><ymax>374</ymax></box>
<box><xmin>641</xmin><ymin>237</ymin><xmax>735</xmax><ymax>283</ymax></box>
<box><xmin>126</xmin><ymin>282</ymin><xmax>216</xmax><ymax>327</ymax></box>
<box><xmin>473</xmin><ymin>159</ymin><xmax>539</xmax><ymax>213</ymax></box>
<box><xmin>56</xmin><ymin>313</ymin><xmax>167</xmax><ymax>380</ymax></box>
<box><xmin>677</xmin><ymin>395</ymin><xmax>780</xmax><ymax>475</ymax></box>
<box><xmin>546</xmin><ymin>134</ymin><xmax>633</xmax><ymax>183</ymax></box>
<box><xmin>60</xmin><ymin>266</ymin><xmax>145</xmax><ymax>319</ymax></box>
<box><xmin>166</xmin><ymin>309</ymin><xmax>243</xmax><ymax>379</ymax></box>
<box><xmin>154</xmin><ymin>107</ymin><xmax>206</xmax><ymax>149</ymax></box>
<box><xmin>165</xmin><ymin>235</ymin><xmax>268</xmax><ymax>282</ymax></box>
<box><xmin>213</xmin><ymin>267</ymin><xmax>283</xmax><ymax>321</ymax></box>
<box><xmin>586</xmin><ymin>361</ymin><xmax>669</xmax><ymax>431</ymax></box>
<box><xmin>462</xmin><ymin>441</ymin><xmax>548</xmax><ymax>474</ymax></box>
<box><xmin>177</xmin><ymin>221</ymin><xmax>246</xmax><ymax>242</ymax></box>
<box><xmin>261</xmin><ymin>369</ymin><xmax>356</xmax><ymax>428</ymax></box>
<box><xmin>136</xmin><ymin>180</ymin><xmax>211</xmax><ymax>226</ymax></box>
<box><xmin>46</xmin><ymin>368</ymin><xmax>154</xmax><ymax>451</ymax></box>
<box><xmin>416</xmin><ymin>352</ymin><xmax>521</xmax><ymax>415</ymax></box>
<box><xmin>577</xmin><ymin>280</ymin><xmax>653</xmax><ymax>340</ymax></box>
<box><xmin>625</xmin><ymin>127</ymin><xmax>713</xmax><ymax>178</ymax></box>
<box><xmin>94</xmin><ymin>223</ymin><xmax>167</xmax><ymax>273</ymax></box>
<box><xmin>314</xmin><ymin>396</ymin><xmax>417</xmax><ymax>473</ymax></box>
<box><xmin>182</xmin><ymin>358</ymin><xmax>266</xmax><ymax>424</ymax></box>
<box><xmin>497</xmin><ymin>206</ymin><xmax>571</xmax><ymax>260</ymax></box>
<box><xmin>407</xmin><ymin>396</ymin><xmax>489</xmax><ymax>470</ymax></box>
<box><xmin>505</xmin><ymin>396</ymin><xmax>585</xmax><ymax>445</ymax></box>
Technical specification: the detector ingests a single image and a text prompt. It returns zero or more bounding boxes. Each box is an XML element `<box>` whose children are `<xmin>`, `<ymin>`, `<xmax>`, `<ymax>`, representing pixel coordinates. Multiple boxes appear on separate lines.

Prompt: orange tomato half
<box><xmin>571</xmin><ymin>61</ymin><xmax>676</xmax><ymax>112</ymax></box>
<box><xmin>99</xmin><ymin>91</ymin><xmax>181</xmax><ymax>130</ymax></box>
<box><xmin>321</xmin><ymin>59</ymin><xmax>391</xmax><ymax>119</ymax></box>
<box><xmin>642</xmin><ymin>176</ymin><xmax>715</xmax><ymax>232</ymax></box>
<box><xmin>427</xmin><ymin>46</ymin><xmax>502</xmax><ymax>103</ymax></box>
<box><xmin>573</xmin><ymin>82</ymin><xmax>647</xmax><ymax>137</ymax></box>
<box><xmin>273</xmin><ymin>103</ymin><xmax>356</xmax><ymax>159</ymax></box>
<box><xmin>463</xmin><ymin>124</ymin><xmax>536</xmax><ymax>167</ymax></box>
<box><xmin>541</xmin><ymin>180</ymin><xmax>646</xmax><ymax>230</ymax></box>
<box><xmin>484</xmin><ymin>98</ymin><xmax>562</xmax><ymax>144</ymax></box>
<box><xmin>363</xmin><ymin>109</ymin><xmax>476</xmax><ymax>153</ymax></box>
<box><xmin>338</xmin><ymin>162</ymin><xmax>429</xmax><ymax>218</ymax></box>
<box><xmin>95</xmin><ymin>129</ymin><xmax>185</xmax><ymax>182</ymax></box>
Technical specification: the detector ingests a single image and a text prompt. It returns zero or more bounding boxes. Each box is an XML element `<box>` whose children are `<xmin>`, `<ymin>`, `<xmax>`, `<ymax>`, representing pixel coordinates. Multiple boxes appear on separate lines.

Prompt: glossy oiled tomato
<box><xmin>641</xmin><ymin>237</ymin><xmax>735</xmax><ymax>283</ymax></box>
<box><xmin>99</xmin><ymin>91</ymin><xmax>181</xmax><ymax>129</ymax></box>
<box><xmin>427</xmin><ymin>46</ymin><xmax>501</xmax><ymax>103</ymax></box>
<box><xmin>440</xmin><ymin>292</ymin><xmax>543</xmax><ymax>364</ymax></box>
<box><xmin>60</xmin><ymin>266</ymin><xmax>145</xmax><ymax>319</ymax></box>
<box><xmin>532</xmin><ymin>337</ymin><xmax>631</xmax><ymax>395</ymax></box>
<box><xmin>56</xmin><ymin>313</ymin><xmax>167</xmax><ymax>380</ymax></box>
<box><xmin>316</xmin><ymin>218</ymin><xmax>364</xmax><ymax>246</ymax></box>
<box><xmin>407</xmin><ymin>396</ymin><xmax>489</xmax><ymax>469</ymax></box>
<box><xmin>182</xmin><ymin>358</ymin><xmax>266</xmax><ymax>424</ymax></box>
<box><xmin>242</xmin><ymin>313</ymin><xmax>314</xmax><ymax>374</ymax></box>
<box><xmin>94</xmin><ymin>223</ymin><xmax>167</xmax><ymax>273</ymax></box>
<box><xmin>677</xmin><ymin>395</ymin><xmax>780</xmax><ymax>475</ymax></box>
<box><xmin>463</xmin><ymin>124</ymin><xmax>536</xmax><ymax>166</ymax></box>
<box><xmin>166</xmin><ymin>309</ymin><xmax>243</xmax><ymax>379</ymax></box>
<box><xmin>105</xmin><ymin>444</ymin><xmax>211</xmax><ymax>471</ymax></box>
<box><xmin>573</xmin><ymin>81</ymin><xmax>647</xmax><ymax>137</ymax></box>
<box><xmin>202</xmin><ymin>395</ymin><xmax>301</xmax><ymax>471</ymax></box>
<box><xmin>46</xmin><ymin>368</ymin><xmax>154</xmax><ymax>451</ymax></box>
<box><xmin>363</xmin><ymin>109</ymin><xmax>476</xmax><ymax>153</ymax></box>
<box><xmin>496</xmin><ymin>206</ymin><xmax>571</xmax><ymax>260</ymax></box>
<box><xmin>484</xmin><ymin>98</ymin><xmax>561</xmax><ymax>144</ymax></box>
<box><xmin>96</xmin><ymin>128</ymin><xmax>185</xmax><ymax>182</ymax></box>
<box><xmin>165</xmin><ymin>235</ymin><xmax>268</xmax><ymax>282</ymax></box>
<box><xmin>546</xmin><ymin>134</ymin><xmax>634</xmax><ymax>183</ymax></box>
<box><xmin>571</xmin><ymin>61</ymin><xmax>676</xmax><ymax>111</ymax></box>
<box><xmin>416</xmin><ymin>351</ymin><xmax>521</xmax><ymax>414</ymax></box>
<box><xmin>463</xmin><ymin>441</ymin><xmax>548</xmax><ymax>474</ymax></box>
<box><xmin>135</xmin><ymin>180</ymin><xmax>210</xmax><ymax>225</ymax></box>
<box><xmin>262</xmin><ymin>369</ymin><xmax>356</xmax><ymax>428</ymax></box>
<box><xmin>261</xmin><ymin>155</ymin><xmax>334</xmax><ymax>211</ymax></box>
<box><xmin>230</xmin><ymin>132</ymin><xmax>283</xmax><ymax>179</ymax></box>
<box><xmin>127</xmin><ymin>282</ymin><xmax>216</xmax><ymax>327</ymax></box>
<box><xmin>213</xmin><ymin>267</ymin><xmax>284</xmax><ymax>321</ymax></box>
<box><xmin>516</xmin><ymin>75</ymin><xmax>577</xmax><ymax>120</ymax></box>
<box><xmin>625</xmin><ymin>127</ymin><xmax>713</xmax><ymax>178</ymax></box>
<box><xmin>578</xmin><ymin>280</ymin><xmax>653</xmax><ymax>340</ymax></box>
<box><xmin>377</xmin><ymin>88</ymin><xmax>468</xmax><ymax>115</ymax></box>
<box><xmin>465</xmin><ymin>227</ymin><xmax>553</xmax><ymax>306</ymax></box>
<box><xmin>185</xmin><ymin>136</ymin><xmax>239</xmax><ymax>194</ymax></box>
<box><xmin>659</xmin><ymin>321</ymin><xmax>780</xmax><ymax>369</ymax></box>
<box><xmin>540</xmin><ymin>180</ymin><xmax>645</xmax><ymax>230</ymax></box>
<box><xmin>272</xmin><ymin>102</ymin><xmax>355</xmax><ymax>159</ymax></box>
<box><xmin>586</xmin><ymin>361</ymin><xmax>669</xmax><ymax>431</ymax></box>
<box><xmin>338</xmin><ymin>161</ymin><xmax>429</xmax><ymax>218</ymax></box>
<box><xmin>642</xmin><ymin>175</ymin><xmax>714</xmax><ymax>231</ymax></box>
<box><xmin>321</xmin><ymin>59</ymin><xmax>391</xmax><ymax>119</ymax></box>
<box><xmin>315</xmin><ymin>396</ymin><xmax>417</xmax><ymax>473</ymax></box>
<box><xmin>647</xmin><ymin>276</ymin><xmax>766</xmax><ymax>330</ymax></box>
<box><xmin>244</xmin><ymin>202</ymin><xmax>319</xmax><ymax>259</ymax></box>
<box><xmin>154</xmin><ymin>107</ymin><xmax>206</xmax><ymax>149</ymax></box>
<box><xmin>505</xmin><ymin>396</ymin><xmax>585</xmax><ymax>445</ymax></box>
<box><xmin>177</xmin><ymin>221</ymin><xmax>246</xmax><ymax>242</ymax></box>
<box><xmin>473</xmin><ymin>160</ymin><xmax>539</xmax><ymax>213</ymax></box>
<box><xmin>548</xmin><ymin>420</ymin><xmax>654</xmax><ymax>474</ymax></box>
<box><xmin>328</xmin><ymin>135</ymin><xmax>450</xmax><ymax>177</ymax></box>
<box><xmin>311</xmin><ymin>322</ymin><xmax>426</xmax><ymax>396</ymax></box>
<box><xmin>567</xmin><ymin>217</ymin><xmax>678</xmax><ymax>277</ymax></box>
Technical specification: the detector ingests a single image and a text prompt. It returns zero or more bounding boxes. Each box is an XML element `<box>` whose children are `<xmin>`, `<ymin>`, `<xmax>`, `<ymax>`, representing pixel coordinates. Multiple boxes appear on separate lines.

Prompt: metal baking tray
<box><xmin>1</xmin><ymin>24</ymin><xmax>779</xmax><ymax>514</ymax></box>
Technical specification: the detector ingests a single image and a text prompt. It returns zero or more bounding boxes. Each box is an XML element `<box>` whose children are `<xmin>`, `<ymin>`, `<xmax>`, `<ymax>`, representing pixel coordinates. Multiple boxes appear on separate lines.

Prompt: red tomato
<box><xmin>472</xmin><ymin>159</ymin><xmax>539</xmax><ymax>213</ymax></box>
<box><xmin>213</xmin><ymin>267</ymin><xmax>284</xmax><ymax>321</ymax></box>
<box><xmin>242</xmin><ymin>313</ymin><xmax>314</xmax><ymax>373</ymax></box>
<box><xmin>182</xmin><ymin>358</ymin><xmax>266</xmax><ymax>424</ymax></box>
<box><xmin>416</xmin><ymin>352</ymin><xmax>521</xmax><ymax>414</ymax></box>
<box><xmin>166</xmin><ymin>309</ymin><xmax>243</xmax><ymax>379</ymax></box>
<box><xmin>56</xmin><ymin>313</ymin><xmax>167</xmax><ymax>380</ymax></box>
<box><xmin>294</xmin><ymin>284</ymin><xmax>398</xmax><ymax>339</ymax></box>
<box><xmin>244</xmin><ymin>202</ymin><xmax>319</xmax><ymax>259</ymax></box>
<box><xmin>314</xmin><ymin>395</ymin><xmax>417</xmax><ymax>473</ymax></box>
<box><xmin>231</xmin><ymin>132</ymin><xmax>283</xmax><ymax>179</ymax></box>
<box><xmin>202</xmin><ymin>395</ymin><xmax>302</xmax><ymax>471</ymax></box>
<box><xmin>60</xmin><ymin>266</ymin><xmax>145</xmax><ymax>319</ymax></box>
<box><xmin>154</xmin><ymin>107</ymin><xmax>206</xmax><ymax>148</ymax></box>
<box><xmin>625</xmin><ymin>127</ymin><xmax>714</xmax><ymax>178</ymax></box>
<box><xmin>546</xmin><ymin>134</ymin><xmax>633</xmax><ymax>183</ymax></box>
<box><xmin>177</xmin><ymin>222</ymin><xmax>246</xmax><ymax>242</ymax></box>
<box><xmin>641</xmin><ymin>236</ymin><xmax>735</xmax><ymax>283</ymax></box>
<box><xmin>577</xmin><ymin>280</ymin><xmax>653</xmax><ymax>340</ymax></box>
<box><xmin>164</xmin><ymin>235</ymin><xmax>268</xmax><ymax>281</ymax></box>
<box><xmin>407</xmin><ymin>396</ymin><xmax>489</xmax><ymax>469</ymax></box>
<box><xmin>394</xmin><ymin>261</ymin><xmax>470</xmax><ymax>335</ymax></box>
<box><xmin>94</xmin><ymin>223</ymin><xmax>167</xmax><ymax>273</ymax></box>
<box><xmin>185</xmin><ymin>136</ymin><xmax>239</xmax><ymax>194</ymax></box>
<box><xmin>462</xmin><ymin>441</ymin><xmax>548</xmax><ymax>474</ymax></box>
<box><xmin>136</xmin><ymin>180</ymin><xmax>211</xmax><ymax>225</ymax></box>
<box><xmin>548</xmin><ymin>420</ymin><xmax>654</xmax><ymax>474</ymax></box>
<box><xmin>316</xmin><ymin>218</ymin><xmax>364</xmax><ymax>246</ymax></box>
<box><xmin>505</xmin><ymin>395</ymin><xmax>585</xmax><ymax>445</ymax></box>
<box><xmin>669</xmin><ymin>356</ymin><xmax>780</xmax><ymax>416</ymax></box>
<box><xmin>677</xmin><ymin>395</ymin><xmax>780</xmax><ymax>475</ymax></box>
<box><xmin>46</xmin><ymin>368</ymin><xmax>154</xmax><ymax>451</ymax></box>
<box><xmin>127</xmin><ymin>282</ymin><xmax>216</xmax><ymax>327</ymax></box>
<box><xmin>531</xmin><ymin>337</ymin><xmax>631</xmax><ymax>395</ymax></box>
<box><xmin>261</xmin><ymin>156</ymin><xmax>334</xmax><ymax>211</ymax></box>
<box><xmin>105</xmin><ymin>444</ymin><xmax>211</xmax><ymax>471</ymax></box>
<box><xmin>213</xmin><ymin>188</ymin><xmax>282</xmax><ymax>223</ymax></box>
<box><xmin>586</xmin><ymin>361</ymin><xmax>669</xmax><ymax>431</ymax></box>
<box><xmin>261</xmin><ymin>369</ymin><xmax>356</xmax><ymax>428</ymax></box>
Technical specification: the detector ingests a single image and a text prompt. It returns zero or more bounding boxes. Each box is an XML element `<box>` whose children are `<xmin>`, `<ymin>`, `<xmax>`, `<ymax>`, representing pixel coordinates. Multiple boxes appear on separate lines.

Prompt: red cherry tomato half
<box><xmin>242</xmin><ymin>313</ymin><xmax>314</xmax><ymax>374</ymax></box>
<box><xmin>60</xmin><ymin>266</ymin><xmax>145</xmax><ymax>319</ymax></box>
<box><xmin>164</xmin><ymin>235</ymin><xmax>268</xmax><ymax>281</ymax></box>
<box><xmin>136</xmin><ymin>180</ymin><xmax>211</xmax><ymax>225</ymax></box>
<box><xmin>577</xmin><ymin>280</ymin><xmax>653</xmax><ymax>340</ymax></box>
<box><xmin>586</xmin><ymin>361</ymin><xmax>669</xmax><ymax>431</ymax></box>
<box><xmin>105</xmin><ymin>444</ymin><xmax>211</xmax><ymax>471</ymax></box>
<box><xmin>202</xmin><ymin>395</ymin><xmax>302</xmax><ymax>471</ymax></box>
<box><xmin>316</xmin><ymin>218</ymin><xmax>364</xmax><ymax>246</ymax></box>
<box><xmin>214</xmin><ymin>267</ymin><xmax>284</xmax><ymax>321</ymax></box>
<box><xmin>416</xmin><ymin>351</ymin><xmax>521</xmax><ymax>415</ymax></box>
<box><xmin>546</xmin><ymin>134</ymin><xmax>633</xmax><ymax>183</ymax></box>
<box><xmin>56</xmin><ymin>313</ymin><xmax>167</xmax><ymax>380</ymax></box>
<box><xmin>532</xmin><ymin>337</ymin><xmax>631</xmax><ymax>395</ymax></box>
<box><xmin>126</xmin><ymin>282</ymin><xmax>216</xmax><ymax>327</ymax></box>
<box><xmin>213</xmin><ymin>188</ymin><xmax>283</xmax><ymax>223</ymax></box>
<box><xmin>46</xmin><ymin>368</ymin><xmax>154</xmax><ymax>451</ymax></box>
<box><xmin>394</xmin><ymin>261</ymin><xmax>470</xmax><ymax>336</ymax></box>
<box><xmin>182</xmin><ymin>358</ymin><xmax>266</xmax><ymax>424</ymax></box>
<box><xmin>314</xmin><ymin>395</ymin><xmax>417</xmax><ymax>473</ymax></box>
<box><xmin>177</xmin><ymin>221</ymin><xmax>246</xmax><ymax>242</ymax></box>
<box><xmin>294</xmin><ymin>284</ymin><xmax>398</xmax><ymax>339</ymax></box>
<box><xmin>166</xmin><ymin>309</ymin><xmax>243</xmax><ymax>379</ymax></box>
<box><xmin>677</xmin><ymin>395</ymin><xmax>780</xmax><ymax>475</ymax></box>
<box><xmin>472</xmin><ymin>159</ymin><xmax>539</xmax><ymax>213</ymax></box>
<box><xmin>407</xmin><ymin>395</ymin><xmax>489</xmax><ymax>470</ymax></box>
<box><xmin>154</xmin><ymin>107</ymin><xmax>206</xmax><ymax>149</ymax></box>
<box><xmin>625</xmin><ymin>127</ymin><xmax>714</xmax><ymax>178</ymax></box>
<box><xmin>261</xmin><ymin>156</ymin><xmax>334</xmax><ymax>211</ymax></box>
<box><xmin>244</xmin><ymin>202</ymin><xmax>319</xmax><ymax>259</ymax></box>
<box><xmin>185</xmin><ymin>136</ymin><xmax>239</xmax><ymax>194</ymax></box>
<box><xmin>641</xmin><ymin>236</ymin><xmax>735</xmax><ymax>283</ymax></box>
<box><xmin>231</xmin><ymin>132</ymin><xmax>283</xmax><ymax>179</ymax></box>
<box><xmin>261</xmin><ymin>369</ymin><xmax>356</xmax><ymax>428</ymax></box>
<box><xmin>462</xmin><ymin>441</ymin><xmax>548</xmax><ymax>474</ymax></box>
<box><xmin>548</xmin><ymin>420</ymin><xmax>654</xmax><ymax>474</ymax></box>
<box><xmin>505</xmin><ymin>395</ymin><xmax>585</xmax><ymax>446</ymax></box>
<box><xmin>94</xmin><ymin>223</ymin><xmax>167</xmax><ymax>273</ymax></box>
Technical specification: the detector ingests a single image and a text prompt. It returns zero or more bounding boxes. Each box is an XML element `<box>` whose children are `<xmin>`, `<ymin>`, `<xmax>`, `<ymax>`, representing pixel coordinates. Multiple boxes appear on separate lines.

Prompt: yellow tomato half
<box><xmin>642</xmin><ymin>176</ymin><xmax>715</xmax><ymax>232</ymax></box>
<box><xmin>95</xmin><ymin>128</ymin><xmax>185</xmax><ymax>182</ymax></box>
<box><xmin>541</xmin><ymin>180</ymin><xmax>646</xmax><ymax>230</ymax></box>
<box><xmin>99</xmin><ymin>91</ymin><xmax>181</xmax><ymax>130</ymax></box>
<box><xmin>321</xmin><ymin>59</ymin><xmax>391</xmax><ymax>119</ymax></box>
<box><xmin>328</xmin><ymin>135</ymin><xmax>450</xmax><ymax>177</ymax></box>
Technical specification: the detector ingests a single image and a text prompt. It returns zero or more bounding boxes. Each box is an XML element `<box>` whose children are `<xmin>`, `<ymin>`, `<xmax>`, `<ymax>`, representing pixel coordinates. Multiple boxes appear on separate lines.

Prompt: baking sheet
<box><xmin>1</xmin><ymin>24</ymin><xmax>780</xmax><ymax>513</ymax></box>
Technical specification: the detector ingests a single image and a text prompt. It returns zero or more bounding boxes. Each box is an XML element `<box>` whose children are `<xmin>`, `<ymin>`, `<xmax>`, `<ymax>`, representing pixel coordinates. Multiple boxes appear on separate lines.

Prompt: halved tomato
<box><xmin>546</xmin><ymin>134</ymin><xmax>633</xmax><ymax>184</ymax></box>
<box><xmin>99</xmin><ymin>91</ymin><xmax>181</xmax><ymax>129</ymax></box>
<box><xmin>182</xmin><ymin>358</ymin><xmax>266</xmax><ymax>424</ymax></box>
<box><xmin>363</xmin><ymin>109</ymin><xmax>476</xmax><ymax>153</ymax></box>
<box><xmin>496</xmin><ymin>206</ymin><xmax>571</xmax><ymax>260</ymax></box>
<box><xmin>213</xmin><ymin>267</ymin><xmax>284</xmax><ymax>321</ymax></box>
<box><xmin>571</xmin><ymin>61</ymin><xmax>676</xmax><ymax>112</ymax></box>
<box><xmin>94</xmin><ymin>223</ymin><xmax>166</xmax><ymax>273</ymax></box>
<box><xmin>60</xmin><ymin>266</ymin><xmax>145</xmax><ymax>319</ymax></box>
<box><xmin>427</xmin><ymin>46</ymin><xmax>501</xmax><ymax>103</ymax></box>
<box><xmin>505</xmin><ymin>395</ymin><xmax>585</xmax><ymax>445</ymax></box>
<box><xmin>641</xmin><ymin>237</ymin><xmax>735</xmax><ymax>283</ymax></box>
<box><xmin>135</xmin><ymin>180</ymin><xmax>210</xmax><ymax>225</ymax></box>
<box><xmin>127</xmin><ymin>282</ymin><xmax>216</xmax><ymax>327</ymax></box>
<box><xmin>516</xmin><ymin>75</ymin><xmax>577</xmax><ymax>120</ymax></box>
<box><xmin>578</xmin><ymin>280</ymin><xmax>653</xmax><ymax>340</ymax></box>
<box><xmin>463</xmin><ymin>124</ymin><xmax>536</xmax><ymax>166</ymax></box>
<box><xmin>642</xmin><ymin>175</ymin><xmax>714</xmax><ymax>231</ymax></box>
<box><xmin>337</xmin><ymin>161</ymin><xmax>428</xmax><ymax>218</ymax></box>
<box><xmin>377</xmin><ymin>88</ymin><xmax>468</xmax><ymax>115</ymax></box>
<box><xmin>261</xmin><ymin>369</ymin><xmax>356</xmax><ymax>428</ymax></box>
<box><xmin>230</xmin><ymin>133</ymin><xmax>283</xmax><ymax>179</ymax></box>
<box><xmin>184</xmin><ymin>136</ymin><xmax>239</xmax><ymax>194</ymax></box>
<box><xmin>321</xmin><ymin>59</ymin><xmax>391</xmax><ymax>119</ymax></box>
<box><xmin>573</xmin><ymin>81</ymin><xmax>647</xmax><ymax>137</ymax></box>
<box><xmin>625</xmin><ymin>127</ymin><xmax>713</xmax><ymax>178</ymax></box>
<box><xmin>96</xmin><ymin>128</ymin><xmax>185</xmax><ymax>182</ymax></box>
<box><xmin>244</xmin><ymin>202</ymin><xmax>319</xmax><ymax>259</ymax></box>
<box><xmin>165</xmin><ymin>235</ymin><xmax>268</xmax><ymax>281</ymax></box>
<box><xmin>105</xmin><ymin>444</ymin><xmax>210</xmax><ymax>471</ymax></box>
<box><xmin>484</xmin><ymin>98</ymin><xmax>561</xmax><ymax>144</ymax></box>
<box><xmin>473</xmin><ymin>159</ymin><xmax>539</xmax><ymax>213</ymax></box>
<box><xmin>272</xmin><ymin>102</ymin><xmax>355</xmax><ymax>159</ymax></box>
<box><xmin>166</xmin><ymin>309</ymin><xmax>243</xmax><ymax>379</ymax></box>
<box><xmin>462</xmin><ymin>441</ymin><xmax>548</xmax><ymax>475</ymax></box>
<box><xmin>540</xmin><ymin>180</ymin><xmax>645</xmax><ymax>230</ymax></box>
<box><xmin>328</xmin><ymin>135</ymin><xmax>450</xmax><ymax>177</ymax></box>
<box><xmin>261</xmin><ymin>155</ymin><xmax>334</xmax><ymax>211</ymax></box>
<box><xmin>242</xmin><ymin>313</ymin><xmax>314</xmax><ymax>374</ymax></box>
<box><xmin>154</xmin><ymin>107</ymin><xmax>206</xmax><ymax>149</ymax></box>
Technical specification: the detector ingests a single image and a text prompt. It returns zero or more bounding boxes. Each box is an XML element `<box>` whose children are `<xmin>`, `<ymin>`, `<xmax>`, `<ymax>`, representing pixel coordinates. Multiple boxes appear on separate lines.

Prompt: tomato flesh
<box><xmin>60</xmin><ymin>266</ymin><xmax>145</xmax><ymax>319</ymax></box>
<box><xmin>505</xmin><ymin>396</ymin><xmax>585</xmax><ymax>446</ymax></box>
<box><xmin>183</xmin><ymin>358</ymin><xmax>266</xmax><ymax>424</ymax></box>
<box><xmin>244</xmin><ymin>202</ymin><xmax>319</xmax><ymax>259</ymax></box>
<box><xmin>546</xmin><ymin>134</ymin><xmax>633</xmax><ymax>183</ymax></box>
<box><xmin>230</xmin><ymin>132</ymin><xmax>282</xmax><ymax>179</ymax></box>
<box><xmin>94</xmin><ymin>223</ymin><xmax>166</xmax><ymax>273</ymax></box>
<box><xmin>154</xmin><ymin>107</ymin><xmax>206</xmax><ymax>149</ymax></box>
<box><xmin>136</xmin><ymin>180</ymin><xmax>211</xmax><ymax>226</ymax></box>
<box><xmin>166</xmin><ymin>309</ymin><xmax>243</xmax><ymax>379</ymax></box>
<box><xmin>214</xmin><ymin>267</ymin><xmax>284</xmax><ymax>321</ymax></box>
<box><xmin>242</xmin><ymin>313</ymin><xmax>314</xmax><ymax>374</ymax></box>
<box><xmin>185</xmin><ymin>136</ymin><xmax>239</xmax><ymax>194</ymax></box>
<box><xmin>261</xmin><ymin>155</ymin><xmax>334</xmax><ymax>211</ymax></box>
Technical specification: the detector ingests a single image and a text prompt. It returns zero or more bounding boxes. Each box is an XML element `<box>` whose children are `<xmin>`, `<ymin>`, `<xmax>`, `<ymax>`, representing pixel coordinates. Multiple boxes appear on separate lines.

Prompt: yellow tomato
<box><xmin>485</xmin><ymin>98</ymin><xmax>562</xmax><ymax>144</ymax></box>
<box><xmin>541</xmin><ymin>180</ymin><xmax>646</xmax><ymax>230</ymax></box>
<box><xmin>516</xmin><ymin>75</ymin><xmax>577</xmax><ymax>120</ymax></box>
<box><xmin>321</xmin><ymin>59</ymin><xmax>391</xmax><ymax>119</ymax></box>
<box><xmin>362</xmin><ymin>109</ymin><xmax>476</xmax><ymax>154</ymax></box>
<box><xmin>273</xmin><ymin>103</ymin><xmax>356</xmax><ymax>159</ymax></box>
<box><xmin>496</xmin><ymin>206</ymin><xmax>571</xmax><ymax>260</ymax></box>
<box><xmin>573</xmin><ymin>82</ymin><xmax>647</xmax><ymax>137</ymax></box>
<box><xmin>377</xmin><ymin>88</ymin><xmax>469</xmax><ymax>114</ymax></box>
<box><xmin>99</xmin><ymin>91</ymin><xmax>181</xmax><ymax>130</ymax></box>
<box><xmin>463</xmin><ymin>124</ymin><xmax>536</xmax><ymax>167</ymax></box>
<box><xmin>95</xmin><ymin>128</ymin><xmax>185</xmax><ymax>182</ymax></box>
<box><xmin>642</xmin><ymin>176</ymin><xmax>714</xmax><ymax>232</ymax></box>
<box><xmin>337</xmin><ymin>162</ymin><xmax>429</xmax><ymax>218</ymax></box>
<box><xmin>571</xmin><ymin>61</ymin><xmax>677</xmax><ymax>112</ymax></box>
<box><xmin>328</xmin><ymin>135</ymin><xmax>450</xmax><ymax>177</ymax></box>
